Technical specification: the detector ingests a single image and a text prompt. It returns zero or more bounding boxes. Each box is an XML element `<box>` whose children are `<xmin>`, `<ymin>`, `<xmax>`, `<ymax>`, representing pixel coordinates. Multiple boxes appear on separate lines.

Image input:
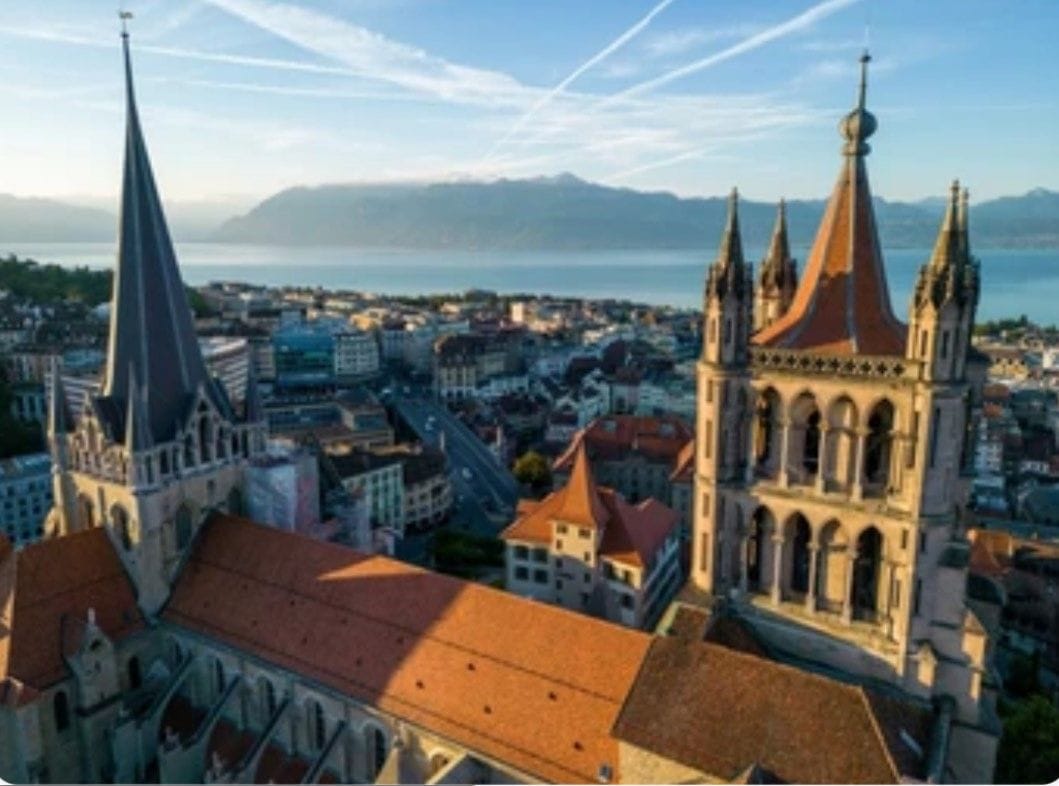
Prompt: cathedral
<box><xmin>691</xmin><ymin>52</ymin><xmax>997</xmax><ymax>780</ymax></box>
<box><xmin>0</xmin><ymin>33</ymin><xmax>997</xmax><ymax>786</ymax></box>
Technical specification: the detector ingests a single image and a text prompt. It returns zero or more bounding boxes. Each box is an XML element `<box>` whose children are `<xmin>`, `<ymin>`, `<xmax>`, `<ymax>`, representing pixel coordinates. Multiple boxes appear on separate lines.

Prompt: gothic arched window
<box><xmin>864</xmin><ymin>400</ymin><xmax>895</xmax><ymax>489</ymax></box>
<box><xmin>111</xmin><ymin>504</ymin><xmax>132</xmax><ymax>551</ymax></box>
<box><xmin>803</xmin><ymin>411</ymin><xmax>821</xmax><ymax>474</ymax></box>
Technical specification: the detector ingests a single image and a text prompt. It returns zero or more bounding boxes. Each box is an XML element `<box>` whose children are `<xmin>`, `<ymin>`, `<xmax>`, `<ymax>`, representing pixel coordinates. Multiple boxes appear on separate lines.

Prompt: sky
<box><xmin>0</xmin><ymin>0</ymin><xmax>1055</xmax><ymax>208</ymax></box>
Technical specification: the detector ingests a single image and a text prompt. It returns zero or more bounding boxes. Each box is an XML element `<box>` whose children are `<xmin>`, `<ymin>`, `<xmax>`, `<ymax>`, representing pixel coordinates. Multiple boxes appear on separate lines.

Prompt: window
<box><xmin>54</xmin><ymin>690</ymin><xmax>70</xmax><ymax>732</ymax></box>
<box><xmin>556</xmin><ymin>579</ymin><xmax>564</xmax><ymax>590</ymax></box>
<box><xmin>578</xmin><ymin>528</ymin><xmax>590</xmax><ymax>539</ymax></box>
<box><xmin>513</xmin><ymin>545</ymin><xmax>529</xmax><ymax>560</ymax></box>
<box><xmin>533</xmin><ymin>569</ymin><xmax>548</xmax><ymax>584</ymax></box>
<box><xmin>700</xmin><ymin>534</ymin><xmax>710</xmax><ymax>572</ymax></box>
<box><xmin>583</xmin><ymin>552</ymin><xmax>591</xmax><ymax>562</ymax></box>
<box><xmin>555</xmin><ymin>557</ymin><xmax>564</xmax><ymax>569</ymax></box>
<box><xmin>620</xmin><ymin>593</ymin><xmax>634</xmax><ymax>610</ymax></box>
<box><xmin>919</xmin><ymin>532</ymin><xmax>927</xmax><ymax>554</ymax></box>
<box><xmin>175</xmin><ymin>505</ymin><xmax>192</xmax><ymax>551</ymax></box>
<box><xmin>515</xmin><ymin>566</ymin><xmax>529</xmax><ymax>581</ymax></box>
<box><xmin>556</xmin><ymin>524</ymin><xmax>568</xmax><ymax>534</ymax></box>
<box><xmin>892</xmin><ymin>579</ymin><xmax>901</xmax><ymax>610</ymax></box>
<box><xmin>214</xmin><ymin>659</ymin><xmax>226</xmax><ymax>695</ymax></box>
<box><xmin>919</xmin><ymin>329</ymin><xmax>929</xmax><ymax>358</ymax></box>
<box><xmin>312</xmin><ymin>701</ymin><xmax>326</xmax><ymax>750</ymax></box>
<box><xmin>583</xmin><ymin>572</ymin><xmax>591</xmax><ymax>583</ymax></box>
<box><xmin>940</xmin><ymin>331</ymin><xmax>950</xmax><ymax>360</ymax></box>
<box><xmin>555</xmin><ymin>539</ymin><xmax>564</xmax><ymax>550</ymax></box>
<box><xmin>929</xmin><ymin>408</ymin><xmax>941</xmax><ymax>468</ymax></box>
<box><xmin>580</xmin><ymin>592</ymin><xmax>589</xmax><ymax>607</ymax></box>
<box><xmin>704</xmin><ymin>421</ymin><xmax>712</xmax><ymax>458</ymax></box>
<box><xmin>369</xmin><ymin>728</ymin><xmax>388</xmax><ymax>780</ymax></box>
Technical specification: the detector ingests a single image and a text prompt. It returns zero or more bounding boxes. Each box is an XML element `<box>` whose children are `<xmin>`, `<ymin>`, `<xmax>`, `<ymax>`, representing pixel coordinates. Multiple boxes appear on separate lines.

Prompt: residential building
<box><xmin>201</xmin><ymin>336</ymin><xmax>251</xmax><ymax>408</ymax></box>
<box><xmin>502</xmin><ymin>445</ymin><xmax>682</xmax><ymax>630</ymax></box>
<box><xmin>396</xmin><ymin>446</ymin><xmax>452</xmax><ymax>532</ymax></box>
<box><xmin>273</xmin><ymin>324</ymin><xmax>335</xmax><ymax>390</ymax></box>
<box><xmin>0</xmin><ymin>451</ymin><xmax>52</xmax><ymax>545</ymax></box>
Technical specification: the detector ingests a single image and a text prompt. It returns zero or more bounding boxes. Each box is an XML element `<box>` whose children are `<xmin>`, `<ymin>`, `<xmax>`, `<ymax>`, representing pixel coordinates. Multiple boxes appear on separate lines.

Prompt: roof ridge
<box><xmin>857</xmin><ymin>686</ymin><xmax>904</xmax><ymax>782</ymax></box>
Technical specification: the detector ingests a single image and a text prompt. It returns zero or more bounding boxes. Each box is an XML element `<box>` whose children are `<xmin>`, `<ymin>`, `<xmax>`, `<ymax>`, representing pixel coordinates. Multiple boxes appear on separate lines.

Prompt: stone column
<box><xmin>841</xmin><ymin>549</ymin><xmax>857</xmax><ymax>624</ymax></box>
<box><xmin>851</xmin><ymin>428</ymin><xmax>868</xmax><ymax>501</ymax></box>
<box><xmin>777</xmin><ymin>418</ymin><xmax>792</xmax><ymax>488</ymax></box>
<box><xmin>804</xmin><ymin>544</ymin><xmax>820</xmax><ymax>613</ymax></box>
<box><xmin>815</xmin><ymin>423</ymin><xmax>830</xmax><ymax>494</ymax></box>
<box><xmin>770</xmin><ymin>534</ymin><xmax>784</xmax><ymax>605</ymax></box>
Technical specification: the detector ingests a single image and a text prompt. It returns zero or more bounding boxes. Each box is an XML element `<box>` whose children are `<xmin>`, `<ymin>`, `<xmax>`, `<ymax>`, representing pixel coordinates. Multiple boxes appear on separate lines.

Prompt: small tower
<box><xmin>754</xmin><ymin>199</ymin><xmax>798</xmax><ymax>332</ymax></box>
<box><xmin>908</xmin><ymin>181</ymin><xmax>980</xmax><ymax>383</ymax></box>
<box><xmin>46</xmin><ymin>357</ymin><xmax>78</xmax><ymax>534</ymax></box>
<box><xmin>693</xmin><ymin>189</ymin><xmax>753</xmax><ymax>592</ymax></box>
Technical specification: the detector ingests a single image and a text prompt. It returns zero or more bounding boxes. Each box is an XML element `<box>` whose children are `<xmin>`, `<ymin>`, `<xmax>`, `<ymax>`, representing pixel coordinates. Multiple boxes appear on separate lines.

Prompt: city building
<box><xmin>328</xmin><ymin>450</ymin><xmax>406</xmax><ymax>533</ymax></box>
<box><xmin>200</xmin><ymin>336</ymin><xmax>251</xmax><ymax>408</ymax></box>
<box><xmin>333</xmin><ymin>329</ymin><xmax>380</xmax><ymax>381</ymax></box>
<box><xmin>245</xmin><ymin>448</ymin><xmax>321</xmax><ymax>531</ymax></box>
<box><xmin>273</xmin><ymin>323</ymin><xmax>335</xmax><ymax>390</ymax></box>
<box><xmin>398</xmin><ymin>447</ymin><xmax>453</xmax><ymax>532</ymax></box>
<box><xmin>688</xmin><ymin>55</ymin><xmax>997</xmax><ymax>781</ymax></box>
<box><xmin>502</xmin><ymin>445</ymin><xmax>682</xmax><ymax>630</ymax></box>
<box><xmin>0</xmin><ymin>41</ymin><xmax>995</xmax><ymax>786</ymax></box>
<box><xmin>0</xmin><ymin>451</ymin><xmax>52</xmax><ymax>545</ymax></box>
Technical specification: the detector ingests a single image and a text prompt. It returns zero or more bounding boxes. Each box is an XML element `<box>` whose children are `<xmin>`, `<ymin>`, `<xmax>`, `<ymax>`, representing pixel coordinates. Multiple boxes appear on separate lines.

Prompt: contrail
<box><xmin>480</xmin><ymin>0</ymin><xmax>678</xmax><ymax>165</ymax></box>
<box><xmin>602</xmin><ymin>0</ymin><xmax>863</xmax><ymax>106</ymax></box>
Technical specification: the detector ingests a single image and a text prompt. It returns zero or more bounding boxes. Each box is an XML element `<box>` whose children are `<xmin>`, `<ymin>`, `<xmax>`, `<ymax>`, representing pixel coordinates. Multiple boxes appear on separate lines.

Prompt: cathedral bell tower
<box><xmin>692</xmin><ymin>189</ymin><xmax>753</xmax><ymax>592</ymax></box>
<box><xmin>44</xmin><ymin>26</ymin><xmax>268</xmax><ymax>614</ymax></box>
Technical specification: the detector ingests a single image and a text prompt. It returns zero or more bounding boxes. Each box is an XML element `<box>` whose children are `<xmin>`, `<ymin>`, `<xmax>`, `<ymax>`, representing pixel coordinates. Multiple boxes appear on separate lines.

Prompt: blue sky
<box><xmin>0</xmin><ymin>0</ymin><xmax>1054</xmax><ymax>206</ymax></box>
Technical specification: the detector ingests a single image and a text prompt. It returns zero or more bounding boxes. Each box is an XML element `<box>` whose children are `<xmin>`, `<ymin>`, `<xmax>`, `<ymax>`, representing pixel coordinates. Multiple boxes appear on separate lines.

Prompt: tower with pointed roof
<box><xmin>754</xmin><ymin>200</ymin><xmax>798</xmax><ymax>332</ymax></box>
<box><xmin>44</xmin><ymin>27</ymin><xmax>267</xmax><ymax>613</ymax></box>
<box><xmin>690</xmin><ymin>53</ymin><xmax>996</xmax><ymax>778</ymax></box>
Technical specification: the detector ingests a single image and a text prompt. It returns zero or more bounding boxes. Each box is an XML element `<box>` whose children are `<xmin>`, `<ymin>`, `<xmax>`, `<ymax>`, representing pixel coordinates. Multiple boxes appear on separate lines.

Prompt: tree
<box><xmin>513</xmin><ymin>450</ymin><xmax>551</xmax><ymax>491</ymax></box>
<box><xmin>996</xmin><ymin>694</ymin><xmax>1059</xmax><ymax>784</ymax></box>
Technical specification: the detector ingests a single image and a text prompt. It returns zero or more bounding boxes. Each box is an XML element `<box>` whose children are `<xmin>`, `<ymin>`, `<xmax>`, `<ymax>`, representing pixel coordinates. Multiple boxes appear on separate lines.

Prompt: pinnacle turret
<box><xmin>706</xmin><ymin>189</ymin><xmax>750</xmax><ymax>302</ymax></box>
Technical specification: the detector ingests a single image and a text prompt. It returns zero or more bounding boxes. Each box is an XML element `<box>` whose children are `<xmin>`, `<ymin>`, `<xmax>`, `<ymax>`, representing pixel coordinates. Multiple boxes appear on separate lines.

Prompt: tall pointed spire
<box><xmin>929</xmin><ymin>180</ymin><xmax>962</xmax><ymax>271</ymax></box>
<box><xmin>759</xmin><ymin>199</ymin><xmax>797</xmax><ymax>292</ymax></box>
<box><xmin>101</xmin><ymin>22</ymin><xmax>219</xmax><ymax>445</ymax></box>
<box><xmin>125</xmin><ymin>368</ymin><xmax>154</xmax><ymax>453</ymax></box>
<box><xmin>754</xmin><ymin>52</ymin><xmax>904</xmax><ymax>356</ymax></box>
<box><xmin>707</xmin><ymin>188</ymin><xmax>748</xmax><ymax>300</ymax></box>
<box><xmin>958</xmin><ymin>186</ymin><xmax>970</xmax><ymax>259</ymax></box>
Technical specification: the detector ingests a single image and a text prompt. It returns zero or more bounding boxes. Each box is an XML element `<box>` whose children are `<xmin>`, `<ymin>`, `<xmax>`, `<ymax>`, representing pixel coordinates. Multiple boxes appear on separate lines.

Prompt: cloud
<box><xmin>200</xmin><ymin>0</ymin><xmax>536</xmax><ymax>107</ymax></box>
<box><xmin>481</xmin><ymin>0</ymin><xmax>678</xmax><ymax>163</ymax></box>
<box><xmin>604</xmin><ymin>0</ymin><xmax>863</xmax><ymax>105</ymax></box>
<box><xmin>640</xmin><ymin>24</ymin><xmax>757</xmax><ymax>58</ymax></box>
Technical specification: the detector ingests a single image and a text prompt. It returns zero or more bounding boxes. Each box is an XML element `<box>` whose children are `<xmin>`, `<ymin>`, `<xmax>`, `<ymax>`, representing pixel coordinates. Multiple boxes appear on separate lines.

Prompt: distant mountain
<box><xmin>0</xmin><ymin>194</ymin><xmax>115</xmax><ymax>242</ymax></box>
<box><xmin>213</xmin><ymin>177</ymin><xmax>1059</xmax><ymax>250</ymax></box>
<box><xmin>2</xmin><ymin>180</ymin><xmax>1057</xmax><ymax>249</ymax></box>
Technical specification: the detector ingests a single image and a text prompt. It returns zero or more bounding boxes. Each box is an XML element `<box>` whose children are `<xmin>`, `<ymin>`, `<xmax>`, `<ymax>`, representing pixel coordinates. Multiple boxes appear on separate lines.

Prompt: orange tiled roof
<box><xmin>613</xmin><ymin>636</ymin><xmax>931</xmax><ymax>783</ymax></box>
<box><xmin>554</xmin><ymin>443</ymin><xmax>608</xmax><ymax>529</ymax></box>
<box><xmin>503</xmin><ymin>454</ymin><xmax>679</xmax><ymax>568</ymax></box>
<box><xmin>165</xmin><ymin>515</ymin><xmax>651</xmax><ymax>784</ymax></box>
<box><xmin>555</xmin><ymin>416</ymin><xmax>693</xmax><ymax>472</ymax></box>
<box><xmin>0</xmin><ymin>528</ymin><xmax>143</xmax><ymax>688</ymax></box>
<box><xmin>752</xmin><ymin>146</ymin><xmax>906</xmax><ymax>356</ymax></box>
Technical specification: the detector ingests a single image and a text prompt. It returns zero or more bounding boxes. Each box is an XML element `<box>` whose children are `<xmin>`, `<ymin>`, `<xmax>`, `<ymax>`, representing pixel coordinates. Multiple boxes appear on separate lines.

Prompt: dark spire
<box><xmin>707</xmin><ymin>188</ymin><xmax>748</xmax><ymax>300</ymax></box>
<box><xmin>101</xmin><ymin>24</ymin><xmax>219</xmax><ymax>444</ymax></box>
<box><xmin>929</xmin><ymin>180</ymin><xmax>962</xmax><ymax>272</ymax></box>
<box><xmin>759</xmin><ymin>199</ymin><xmax>797</xmax><ymax>293</ymax></box>
<box><xmin>125</xmin><ymin>368</ymin><xmax>154</xmax><ymax>453</ymax></box>
<box><xmin>48</xmin><ymin>357</ymin><xmax>71</xmax><ymax>436</ymax></box>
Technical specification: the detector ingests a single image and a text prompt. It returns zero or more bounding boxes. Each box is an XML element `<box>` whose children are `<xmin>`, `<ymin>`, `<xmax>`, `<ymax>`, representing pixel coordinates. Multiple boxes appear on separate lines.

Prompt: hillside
<box><xmin>213</xmin><ymin>176</ymin><xmax>1059</xmax><ymax>250</ymax></box>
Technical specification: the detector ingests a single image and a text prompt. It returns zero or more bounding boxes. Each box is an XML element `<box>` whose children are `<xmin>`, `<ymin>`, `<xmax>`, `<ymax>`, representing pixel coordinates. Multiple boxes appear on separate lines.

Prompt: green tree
<box><xmin>513</xmin><ymin>450</ymin><xmax>551</xmax><ymax>490</ymax></box>
<box><xmin>996</xmin><ymin>694</ymin><xmax>1059</xmax><ymax>784</ymax></box>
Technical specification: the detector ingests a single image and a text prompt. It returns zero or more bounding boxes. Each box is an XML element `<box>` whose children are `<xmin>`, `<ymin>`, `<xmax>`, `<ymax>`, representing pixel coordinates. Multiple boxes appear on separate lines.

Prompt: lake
<box><xmin>2</xmin><ymin>242</ymin><xmax>1057</xmax><ymax>323</ymax></box>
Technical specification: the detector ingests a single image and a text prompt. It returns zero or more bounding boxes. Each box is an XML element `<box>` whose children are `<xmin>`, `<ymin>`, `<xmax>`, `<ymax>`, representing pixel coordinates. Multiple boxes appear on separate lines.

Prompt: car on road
<box><xmin>461</xmin><ymin>467</ymin><xmax>472</xmax><ymax>481</ymax></box>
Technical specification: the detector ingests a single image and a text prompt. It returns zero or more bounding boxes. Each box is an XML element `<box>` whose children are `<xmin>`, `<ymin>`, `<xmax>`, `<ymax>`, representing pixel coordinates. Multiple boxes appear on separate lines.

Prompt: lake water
<box><xmin>2</xmin><ymin>242</ymin><xmax>1057</xmax><ymax>323</ymax></box>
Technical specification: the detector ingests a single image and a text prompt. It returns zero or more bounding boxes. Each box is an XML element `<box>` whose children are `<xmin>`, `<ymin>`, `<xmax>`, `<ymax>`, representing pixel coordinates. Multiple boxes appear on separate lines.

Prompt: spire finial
<box><xmin>858</xmin><ymin>49</ymin><xmax>871</xmax><ymax>111</ymax></box>
<box><xmin>119</xmin><ymin>9</ymin><xmax>133</xmax><ymax>39</ymax></box>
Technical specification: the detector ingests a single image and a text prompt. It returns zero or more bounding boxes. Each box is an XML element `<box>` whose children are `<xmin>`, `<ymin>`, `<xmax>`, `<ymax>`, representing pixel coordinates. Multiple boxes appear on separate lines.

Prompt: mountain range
<box><xmin>3</xmin><ymin>176</ymin><xmax>1058</xmax><ymax>250</ymax></box>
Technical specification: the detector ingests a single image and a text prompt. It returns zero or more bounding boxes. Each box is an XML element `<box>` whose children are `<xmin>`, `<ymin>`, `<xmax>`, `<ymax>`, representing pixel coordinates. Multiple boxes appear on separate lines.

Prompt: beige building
<box><xmin>502</xmin><ymin>446</ymin><xmax>682</xmax><ymax>629</ymax></box>
<box><xmin>690</xmin><ymin>54</ymin><xmax>998</xmax><ymax>782</ymax></box>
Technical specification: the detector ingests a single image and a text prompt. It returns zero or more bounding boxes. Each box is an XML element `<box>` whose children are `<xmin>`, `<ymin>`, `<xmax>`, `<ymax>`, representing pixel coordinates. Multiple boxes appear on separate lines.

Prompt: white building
<box><xmin>245</xmin><ymin>449</ymin><xmax>321</xmax><ymax>531</ymax></box>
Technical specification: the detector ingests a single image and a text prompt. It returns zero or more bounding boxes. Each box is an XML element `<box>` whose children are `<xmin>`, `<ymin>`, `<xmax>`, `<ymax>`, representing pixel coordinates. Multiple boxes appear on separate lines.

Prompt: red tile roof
<box><xmin>164</xmin><ymin>515</ymin><xmax>651</xmax><ymax>784</ymax></box>
<box><xmin>554</xmin><ymin>415</ymin><xmax>693</xmax><ymax>471</ymax></box>
<box><xmin>0</xmin><ymin>528</ymin><xmax>143</xmax><ymax>688</ymax></box>
<box><xmin>752</xmin><ymin>156</ymin><xmax>906</xmax><ymax>356</ymax></box>
<box><xmin>503</xmin><ymin>453</ymin><xmax>679</xmax><ymax>569</ymax></box>
<box><xmin>613</xmin><ymin>637</ymin><xmax>931</xmax><ymax>783</ymax></box>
